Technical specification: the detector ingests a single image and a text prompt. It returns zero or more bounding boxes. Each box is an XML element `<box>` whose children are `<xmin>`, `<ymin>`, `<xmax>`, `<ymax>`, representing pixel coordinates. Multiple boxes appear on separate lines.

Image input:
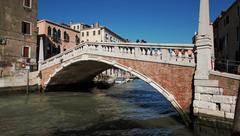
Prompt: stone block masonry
<box><xmin>194</xmin><ymin>72</ymin><xmax>240</xmax><ymax>120</ymax></box>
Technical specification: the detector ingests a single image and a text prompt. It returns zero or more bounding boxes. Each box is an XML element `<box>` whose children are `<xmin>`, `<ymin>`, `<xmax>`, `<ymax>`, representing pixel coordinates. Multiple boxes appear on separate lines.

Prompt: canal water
<box><xmin>0</xmin><ymin>79</ymin><xmax>193</xmax><ymax>136</ymax></box>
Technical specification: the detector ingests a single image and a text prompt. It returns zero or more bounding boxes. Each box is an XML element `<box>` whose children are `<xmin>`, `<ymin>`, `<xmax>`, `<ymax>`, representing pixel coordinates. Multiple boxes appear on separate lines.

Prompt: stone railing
<box><xmin>40</xmin><ymin>42</ymin><xmax>195</xmax><ymax>70</ymax></box>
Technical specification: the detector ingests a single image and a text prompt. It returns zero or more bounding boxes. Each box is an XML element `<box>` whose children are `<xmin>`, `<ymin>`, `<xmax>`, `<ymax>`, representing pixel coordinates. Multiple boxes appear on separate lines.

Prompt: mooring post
<box><xmin>232</xmin><ymin>87</ymin><xmax>240</xmax><ymax>136</ymax></box>
<box><xmin>26</xmin><ymin>68</ymin><xmax>29</xmax><ymax>95</ymax></box>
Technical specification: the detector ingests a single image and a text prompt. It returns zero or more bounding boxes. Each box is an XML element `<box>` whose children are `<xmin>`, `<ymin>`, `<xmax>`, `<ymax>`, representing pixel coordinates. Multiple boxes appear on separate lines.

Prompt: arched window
<box><xmin>64</xmin><ymin>31</ymin><xmax>69</xmax><ymax>42</ymax></box>
<box><xmin>57</xmin><ymin>29</ymin><xmax>61</xmax><ymax>39</ymax></box>
<box><xmin>47</xmin><ymin>26</ymin><xmax>52</xmax><ymax>36</ymax></box>
<box><xmin>64</xmin><ymin>31</ymin><xmax>67</xmax><ymax>40</ymax></box>
<box><xmin>75</xmin><ymin>35</ymin><xmax>80</xmax><ymax>45</ymax></box>
<box><xmin>53</xmin><ymin>28</ymin><xmax>57</xmax><ymax>38</ymax></box>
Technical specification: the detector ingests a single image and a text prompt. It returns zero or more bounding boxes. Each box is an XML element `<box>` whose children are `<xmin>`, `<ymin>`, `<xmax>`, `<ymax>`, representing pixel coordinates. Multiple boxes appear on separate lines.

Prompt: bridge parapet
<box><xmin>40</xmin><ymin>42</ymin><xmax>195</xmax><ymax>70</ymax></box>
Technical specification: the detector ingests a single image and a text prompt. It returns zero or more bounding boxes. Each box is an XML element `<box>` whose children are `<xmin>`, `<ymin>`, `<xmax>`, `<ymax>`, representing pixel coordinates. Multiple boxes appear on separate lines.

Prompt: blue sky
<box><xmin>38</xmin><ymin>0</ymin><xmax>235</xmax><ymax>43</ymax></box>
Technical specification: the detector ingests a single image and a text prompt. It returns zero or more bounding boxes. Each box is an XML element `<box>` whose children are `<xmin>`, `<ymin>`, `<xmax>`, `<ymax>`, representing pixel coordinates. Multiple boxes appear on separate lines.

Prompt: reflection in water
<box><xmin>0</xmin><ymin>79</ymin><xmax>193</xmax><ymax>136</ymax></box>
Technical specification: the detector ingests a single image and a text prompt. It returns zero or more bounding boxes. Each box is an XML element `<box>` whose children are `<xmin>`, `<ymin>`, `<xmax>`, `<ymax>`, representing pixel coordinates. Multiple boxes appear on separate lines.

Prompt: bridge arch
<box><xmin>43</xmin><ymin>57</ymin><xmax>191</xmax><ymax>124</ymax></box>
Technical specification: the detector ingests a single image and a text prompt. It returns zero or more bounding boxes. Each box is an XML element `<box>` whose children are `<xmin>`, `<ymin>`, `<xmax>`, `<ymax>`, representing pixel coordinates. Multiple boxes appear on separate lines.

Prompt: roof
<box><xmin>38</xmin><ymin>19</ymin><xmax>80</xmax><ymax>33</ymax></box>
<box><xmin>213</xmin><ymin>0</ymin><xmax>240</xmax><ymax>25</ymax></box>
<box><xmin>79</xmin><ymin>25</ymin><xmax>127</xmax><ymax>42</ymax></box>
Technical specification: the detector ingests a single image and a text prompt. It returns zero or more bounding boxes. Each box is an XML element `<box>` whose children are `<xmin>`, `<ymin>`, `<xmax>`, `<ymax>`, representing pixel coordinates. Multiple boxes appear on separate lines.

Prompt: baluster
<box><xmin>190</xmin><ymin>51</ymin><xmax>195</xmax><ymax>63</ymax></box>
<box><xmin>126</xmin><ymin>48</ymin><xmax>129</xmax><ymax>54</ymax></box>
<box><xmin>120</xmin><ymin>47</ymin><xmax>123</xmax><ymax>53</ymax></box>
<box><xmin>147</xmin><ymin>48</ymin><xmax>151</xmax><ymax>56</ymax></box>
<box><xmin>112</xmin><ymin>46</ymin><xmax>115</xmax><ymax>52</ymax></box>
<box><xmin>157</xmin><ymin>49</ymin><xmax>162</xmax><ymax>60</ymax></box>
<box><xmin>170</xmin><ymin>49</ymin><xmax>175</xmax><ymax>61</ymax></box>
<box><xmin>142</xmin><ymin>48</ymin><xmax>146</xmax><ymax>55</ymax></box>
<box><xmin>123</xmin><ymin>48</ymin><xmax>126</xmax><ymax>54</ymax></box>
<box><xmin>178</xmin><ymin>51</ymin><xmax>182</xmax><ymax>61</ymax></box>
<box><xmin>132</xmin><ymin>48</ymin><xmax>135</xmax><ymax>55</ymax></box>
<box><xmin>184</xmin><ymin>50</ymin><xmax>188</xmax><ymax>62</ymax></box>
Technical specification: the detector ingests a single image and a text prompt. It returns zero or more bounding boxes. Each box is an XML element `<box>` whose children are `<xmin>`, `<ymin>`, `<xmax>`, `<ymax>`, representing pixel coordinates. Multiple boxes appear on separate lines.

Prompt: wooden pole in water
<box><xmin>232</xmin><ymin>86</ymin><xmax>240</xmax><ymax>136</ymax></box>
<box><xmin>26</xmin><ymin>67</ymin><xmax>29</xmax><ymax>95</ymax></box>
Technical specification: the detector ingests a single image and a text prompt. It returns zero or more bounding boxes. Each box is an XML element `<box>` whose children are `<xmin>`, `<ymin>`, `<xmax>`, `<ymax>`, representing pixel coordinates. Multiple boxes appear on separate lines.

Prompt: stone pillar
<box><xmin>162</xmin><ymin>49</ymin><xmax>170</xmax><ymax>62</ymax></box>
<box><xmin>210</xmin><ymin>24</ymin><xmax>215</xmax><ymax>69</ymax></box>
<box><xmin>38</xmin><ymin>37</ymin><xmax>44</xmax><ymax>70</ymax></box>
<box><xmin>195</xmin><ymin>0</ymin><xmax>212</xmax><ymax>80</ymax></box>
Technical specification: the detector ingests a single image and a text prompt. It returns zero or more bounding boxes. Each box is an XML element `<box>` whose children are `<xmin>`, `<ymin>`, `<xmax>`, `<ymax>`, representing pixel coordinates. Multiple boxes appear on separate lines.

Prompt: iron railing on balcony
<box><xmin>214</xmin><ymin>59</ymin><xmax>240</xmax><ymax>75</ymax></box>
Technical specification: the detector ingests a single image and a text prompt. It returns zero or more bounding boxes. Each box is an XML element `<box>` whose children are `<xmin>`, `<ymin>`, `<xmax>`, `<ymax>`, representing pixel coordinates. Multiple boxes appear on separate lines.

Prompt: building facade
<box><xmin>37</xmin><ymin>20</ymin><xmax>80</xmax><ymax>60</ymax></box>
<box><xmin>213</xmin><ymin>0</ymin><xmax>240</xmax><ymax>73</ymax></box>
<box><xmin>70</xmin><ymin>22</ymin><xmax>126</xmax><ymax>43</ymax></box>
<box><xmin>0</xmin><ymin>0</ymin><xmax>38</xmax><ymax>77</ymax></box>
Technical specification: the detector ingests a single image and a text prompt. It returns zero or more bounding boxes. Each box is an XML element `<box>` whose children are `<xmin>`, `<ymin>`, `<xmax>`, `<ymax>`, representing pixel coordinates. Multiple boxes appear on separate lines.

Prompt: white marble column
<box><xmin>195</xmin><ymin>0</ymin><xmax>213</xmax><ymax>79</ymax></box>
<box><xmin>38</xmin><ymin>37</ymin><xmax>44</xmax><ymax>70</ymax></box>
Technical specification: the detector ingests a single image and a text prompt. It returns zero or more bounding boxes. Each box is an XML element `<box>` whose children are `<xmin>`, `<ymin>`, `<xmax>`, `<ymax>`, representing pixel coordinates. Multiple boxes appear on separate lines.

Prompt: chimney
<box><xmin>95</xmin><ymin>22</ymin><xmax>100</xmax><ymax>28</ymax></box>
<box><xmin>80</xmin><ymin>24</ymin><xmax>84</xmax><ymax>30</ymax></box>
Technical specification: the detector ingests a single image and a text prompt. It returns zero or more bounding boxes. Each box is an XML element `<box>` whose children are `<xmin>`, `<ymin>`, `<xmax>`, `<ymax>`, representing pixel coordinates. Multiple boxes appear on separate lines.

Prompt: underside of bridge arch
<box><xmin>42</xmin><ymin>58</ymin><xmax>195</xmax><ymax>124</ymax></box>
<box><xmin>45</xmin><ymin>61</ymin><xmax>112</xmax><ymax>90</ymax></box>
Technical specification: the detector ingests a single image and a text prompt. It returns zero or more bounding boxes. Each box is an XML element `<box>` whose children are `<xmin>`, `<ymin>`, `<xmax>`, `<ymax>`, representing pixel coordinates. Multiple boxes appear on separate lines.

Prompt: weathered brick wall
<box><xmin>209</xmin><ymin>74</ymin><xmax>239</xmax><ymax>96</ymax></box>
<box><xmin>106</xmin><ymin>57</ymin><xmax>195</xmax><ymax>111</ymax></box>
<box><xmin>40</xmin><ymin>64</ymin><xmax>60</xmax><ymax>87</ymax></box>
<box><xmin>41</xmin><ymin>56</ymin><xmax>195</xmax><ymax>112</ymax></box>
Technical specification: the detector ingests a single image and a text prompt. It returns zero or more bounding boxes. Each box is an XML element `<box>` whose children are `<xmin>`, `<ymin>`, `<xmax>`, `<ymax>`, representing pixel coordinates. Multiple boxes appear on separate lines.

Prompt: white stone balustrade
<box><xmin>39</xmin><ymin>42</ymin><xmax>195</xmax><ymax>70</ymax></box>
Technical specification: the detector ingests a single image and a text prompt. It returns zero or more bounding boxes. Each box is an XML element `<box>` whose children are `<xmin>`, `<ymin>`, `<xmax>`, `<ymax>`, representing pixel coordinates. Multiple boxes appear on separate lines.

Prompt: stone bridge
<box><xmin>39</xmin><ymin>42</ymin><xmax>196</xmax><ymax>122</ymax></box>
<box><xmin>38</xmin><ymin>0</ymin><xmax>240</xmax><ymax>124</ymax></box>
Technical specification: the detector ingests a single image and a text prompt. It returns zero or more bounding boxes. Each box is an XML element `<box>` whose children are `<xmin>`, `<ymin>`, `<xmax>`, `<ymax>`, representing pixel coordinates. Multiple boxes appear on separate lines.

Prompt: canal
<box><xmin>0</xmin><ymin>79</ymin><xmax>193</xmax><ymax>136</ymax></box>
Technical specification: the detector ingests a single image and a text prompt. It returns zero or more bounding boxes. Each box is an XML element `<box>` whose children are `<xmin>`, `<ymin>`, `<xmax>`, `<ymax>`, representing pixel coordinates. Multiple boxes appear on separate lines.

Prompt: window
<box><xmin>98</xmin><ymin>30</ymin><xmax>101</xmax><ymax>35</ymax></box>
<box><xmin>53</xmin><ymin>28</ymin><xmax>57</xmax><ymax>38</ymax></box>
<box><xmin>224</xmin><ymin>34</ymin><xmax>229</xmax><ymax>48</ymax></box>
<box><xmin>93</xmin><ymin>31</ymin><xmax>96</xmax><ymax>36</ymax></box>
<box><xmin>237</xmin><ymin>6</ymin><xmax>240</xmax><ymax>17</ymax></box>
<box><xmin>87</xmin><ymin>31</ymin><xmax>89</xmax><ymax>36</ymax></box>
<box><xmin>73</xmin><ymin>26</ymin><xmax>76</xmax><ymax>30</ymax></box>
<box><xmin>64</xmin><ymin>31</ymin><xmax>69</xmax><ymax>42</ymax></box>
<box><xmin>47</xmin><ymin>44</ymin><xmax>52</xmax><ymax>55</ymax></box>
<box><xmin>23</xmin><ymin>46</ymin><xmax>30</xmax><ymax>58</ymax></box>
<box><xmin>23</xmin><ymin>0</ymin><xmax>32</xmax><ymax>8</ymax></box>
<box><xmin>237</xmin><ymin>26</ymin><xmax>239</xmax><ymax>41</ymax></box>
<box><xmin>75</xmin><ymin>35</ymin><xmax>80</xmax><ymax>45</ymax></box>
<box><xmin>224</xmin><ymin>16</ymin><xmax>229</xmax><ymax>26</ymax></box>
<box><xmin>77</xmin><ymin>25</ymin><xmax>79</xmax><ymax>29</ymax></box>
<box><xmin>47</xmin><ymin>26</ymin><xmax>52</xmax><ymax>36</ymax></box>
<box><xmin>57</xmin><ymin>29</ymin><xmax>61</xmax><ymax>39</ymax></box>
<box><xmin>22</xmin><ymin>21</ymin><xmax>31</xmax><ymax>35</ymax></box>
<box><xmin>82</xmin><ymin>32</ymin><xmax>84</xmax><ymax>37</ymax></box>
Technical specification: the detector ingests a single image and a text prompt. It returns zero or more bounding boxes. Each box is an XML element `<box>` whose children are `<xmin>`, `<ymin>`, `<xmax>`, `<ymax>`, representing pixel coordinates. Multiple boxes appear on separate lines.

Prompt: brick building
<box><xmin>0</xmin><ymin>0</ymin><xmax>38</xmax><ymax>77</ymax></box>
<box><xmin>213</xmin><ymin>0</ymin><xmax>240</xmax><ymax>73</ymax></box>
<box><xmin>37</xmin><ymin>20</ymin><xmax>80</xmax><ymax>60</ymax></box>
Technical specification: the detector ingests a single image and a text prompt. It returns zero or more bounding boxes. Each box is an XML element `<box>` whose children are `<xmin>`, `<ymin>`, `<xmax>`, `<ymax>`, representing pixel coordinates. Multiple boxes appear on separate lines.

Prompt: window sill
<box><xmin>23</xmin><ymin>6</ymin><xmax>32</xmax><ymax>11</ymax></box>
<box><xmin>23</xmin><ymin>34</ymin><xmax>32</xmax><ymax>36</ymax></box>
